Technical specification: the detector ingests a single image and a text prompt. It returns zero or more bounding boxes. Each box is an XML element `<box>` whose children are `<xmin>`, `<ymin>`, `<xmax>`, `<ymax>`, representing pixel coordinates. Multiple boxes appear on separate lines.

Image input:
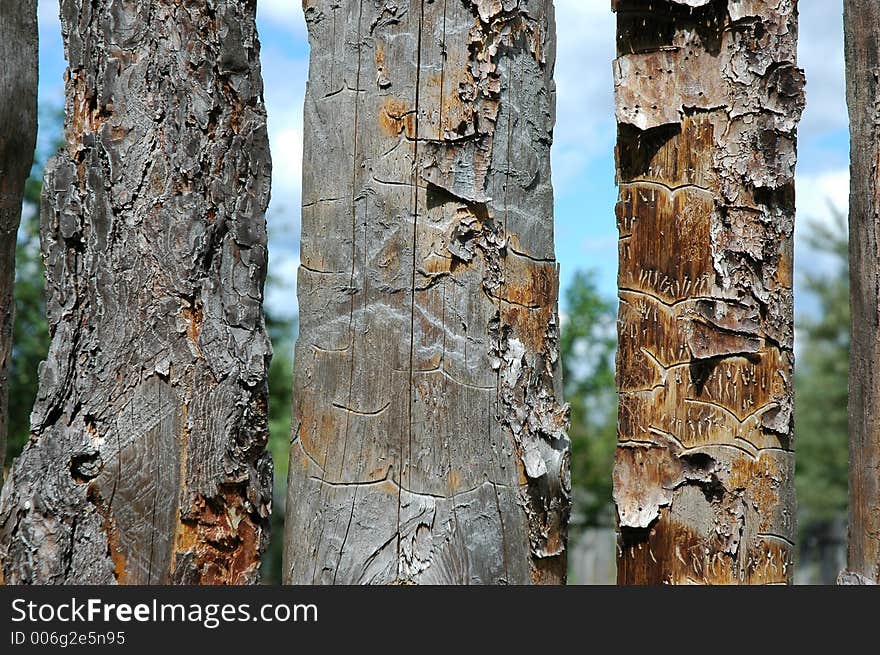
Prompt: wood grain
<box><xmin>284</xmin><ymin>0</ymin><xmax>570</xmax><ymax>585</ymax></box>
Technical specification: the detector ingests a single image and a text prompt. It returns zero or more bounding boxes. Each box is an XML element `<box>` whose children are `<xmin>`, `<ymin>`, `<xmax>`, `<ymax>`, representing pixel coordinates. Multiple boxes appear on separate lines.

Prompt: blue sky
<box><xmin>35</xmin><ymin>0</ymin><xmax>850</xmax><ymax>320</ymax></box>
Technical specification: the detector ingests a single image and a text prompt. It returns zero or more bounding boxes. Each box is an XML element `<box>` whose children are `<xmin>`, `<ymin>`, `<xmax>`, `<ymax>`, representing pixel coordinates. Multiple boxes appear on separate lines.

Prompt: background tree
<box><xmin>561</xmin><ymin>271</ymin><xmax>617</xmax><ymax>528</ymax></box>
<box><xmin>4</xmin><ymin>113</ymin><xmax>61</xmax><ymax>468</ymax></box>
<box><xmin>613</xmin><ymin>0</ymin><xmax>804</xmax><ymax>584</ymax></box>
<box><xmin>0</xmin><ymin>1</ymin><xmax>273</xmax><ymax>584</ymax></box>
<box><xmin>0</xmin><ymin>0</ymin><xmax>37</xmax><ymax>471</ymax></box>
<box><xmin>795</xmin><ymin>212</ymin><xmax>849</xmax><ymax>584</ymax></box>
<box><xmin>285</xmin><ymin>0</ymin><xmax>570</xmax><ymax>584</ymax></box>
<box><xmin>259</xmin><ymin>302</ymin><xmax>296</xmax><ymax>585</ymax></box>
<box><xmin>842</xmin><ymin>0</ymin><xmax>880</xmax><ymax>585</ymax></box>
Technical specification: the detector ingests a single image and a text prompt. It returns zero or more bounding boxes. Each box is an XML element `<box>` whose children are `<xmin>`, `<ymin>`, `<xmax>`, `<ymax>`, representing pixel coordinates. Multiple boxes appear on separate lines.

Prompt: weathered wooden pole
<box><xmin>613</xmin><ymin>0</ymin><xmax>804</xmax><ymax>584</ymax></box>
<box><xmin>841</xmin><ymin>0</ymin><xmax>880</xmax><ymax>586</ymax></box>
<box><xmin>284</xmin><ymin>0</ymin><xmax>570</xmax><ymax>584</ymax></box>
<box><xmin>0</xmin><ymin>0</ymin><xmax>38</xmax><ymax>472</ymax></box>
<box><xmin>0</xmin><ymin>0</ymin><xmax>273</xmax><ymax>584</ymax></box>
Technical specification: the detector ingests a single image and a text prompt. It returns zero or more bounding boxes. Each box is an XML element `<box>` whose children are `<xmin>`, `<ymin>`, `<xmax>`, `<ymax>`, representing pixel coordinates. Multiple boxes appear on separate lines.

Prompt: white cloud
<box><xmin>552</xmin><ymin>0</ymin><xmax>616</xmax><ymax>191</ymax></box>
<box><xmin>798</xmin><ymin>1</ymin><xmax>847</xmax><ymax>138</ymax></box>
<box><xmin>265</xmin><ymin>121</ymin><xmax>304</xmax><ymax>316</ymax></box>
<box><xmin>793</xmin><ymin>167</ymin><xmax>848</xmax><ymax>259</ymax></box>
<box><xmin>796</xmin><ymin>168</ymin><xmax>849</xmax><ymax>227</ymax></box>
<box><xmin>260</xmin><ymin>39</ymin><xmax>307</xmax><ymax>317</ymax></box>
<box><xmin>261</xmin><ymin>49</ymin><xmax>307</xmax><ymax>284</ymax></box>
<box><xmin>266</xmin><ymin>252</ymin><xmax>300</xmax><ymax>320</ymax></box>
<box><xmin>271</xmin><ymin>127</ymin><xmax>303</xmax><ymax>206</ymax></box>
<box><xmin>793</xmin><ymin>168</ymin><xmax>849</xmax><ymax>317</ymax></box>
<box><xmin>258</xmin><ymin>0</ymin><xmax>307</xmax><ymax>35</ymax></box>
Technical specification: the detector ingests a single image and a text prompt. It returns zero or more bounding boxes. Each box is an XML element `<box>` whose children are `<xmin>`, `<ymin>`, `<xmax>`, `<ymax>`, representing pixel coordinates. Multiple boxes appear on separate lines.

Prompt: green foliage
<box><xmin>265</xmin><ymin>304</ymin><xmax>296</xmax><ymax>482</ymax></box>
<box><xmin>6</xmin><ymin>156</ymin><xmax>51</xmax><ymax>464</ymax></box>
<box><xmin>560</xmin><ymin>270</ymin><xmax>618</xmax><ymax>527</ymax></box>
<box><xmin>795</xmin><ymin>211</ymin><xmax>849</xmax><ymax>530</ymax></box>
<box><xmin>259</xmin><ymin>288</ymin><xmax>297</xmax><ymax>585</ymax></box>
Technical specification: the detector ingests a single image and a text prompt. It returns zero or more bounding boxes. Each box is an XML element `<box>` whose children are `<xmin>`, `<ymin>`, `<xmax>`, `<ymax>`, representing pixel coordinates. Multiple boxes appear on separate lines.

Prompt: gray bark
<box><xmin>613</xmin><ymin>0</ymin><xmax>804</xmax><ymax>584</ymax></box>
<box><xmin>284</xmin><ymin>0</ymin><xmax>570</xmax><ymax>585</ymax></box>
<box><xmin>0</xmin><ymin>1</ymin><xmax>38</xmax><ymax>472</ymax></box>
<box><xmin>0</xmin><ymin>0</ymin><xmax>272</xmax><ymax>584</ymax></box>
<box><xmin>843</xmin><ymin>0</ymin><xmax>880</xmax><ymax>585</ymax></box>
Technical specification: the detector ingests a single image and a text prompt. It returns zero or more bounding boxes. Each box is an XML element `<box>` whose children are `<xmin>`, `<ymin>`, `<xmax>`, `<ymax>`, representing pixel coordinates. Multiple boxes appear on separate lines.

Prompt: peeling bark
<box><xmin>0</xmin><ymin>1</ymin><xmax>38</xmax><ymax>472</ymax></box>
<box><xmin>843</xmin><ymin>0</ymin><xmax>880</xmax><ymax>586</ymax></box>
<box><xmin>285</xmin><ymin>0</ymin><xmax>569</xmax><ymax>584</ymax></box>
<box><xmin>613</xmin><ymin>0</ymin><xmax>803</xmax><ymax>584</ymax></box>
<box><xmin>0</xmin><ymin>1</ymin><xmax>272</xmax><ymax>584</ymax></box>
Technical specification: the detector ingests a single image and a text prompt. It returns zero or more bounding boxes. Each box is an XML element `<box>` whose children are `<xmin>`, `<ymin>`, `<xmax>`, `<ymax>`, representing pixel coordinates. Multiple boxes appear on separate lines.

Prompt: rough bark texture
<box><xmin>0</xmin><ymin>1</ymin><xmax>272</xmax><ymax>584</ymax></box>
<box><xmin>842</xmin><ymin>0</ymin><xmax>880</xmax><ymax>586</ymax></box>
<box><xmin>284</xmin><ymin>0</ymin><xmax>569</xmax><ymax>585</ymax></box>
<box><xmin>0</xmin><ymin>1</ymin><xmax>38</xmax><ymax>472</ymax></box>
<box><xmin>613</xmin><ymin>0</ymin><xmax>804</xmax><ymax>584</ymax></box>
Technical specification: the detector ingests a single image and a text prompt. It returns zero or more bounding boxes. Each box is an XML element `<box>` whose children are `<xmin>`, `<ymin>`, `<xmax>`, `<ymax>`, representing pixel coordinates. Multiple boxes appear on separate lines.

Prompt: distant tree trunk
<box><xmin>613</xmin><ymin>0</ymin><xmax>804</xmax><ymax>584</ymax></box>
<box><xmin>842</xmin><ymin>0</ymin><xmax>880</xmax><ymax>586</ymax></box>
<box><xmin>0</xmin><ymin>1</ymin><xmax>272</xmax><ymax>584</ymax></box>
<box><xmin>0</xmin><ymin>1</ymin><xmax>38</xmax><ymax>472</ymax></box>
<box><xmin>284</xmin><ymin>0</ymin><xmax>570</xmax><ymax>584</ymax></box>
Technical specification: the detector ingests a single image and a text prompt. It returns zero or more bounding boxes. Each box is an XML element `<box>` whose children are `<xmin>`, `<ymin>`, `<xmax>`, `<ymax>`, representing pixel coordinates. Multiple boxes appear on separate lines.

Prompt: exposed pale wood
<box><xmin>0</xmin><ymin>0</ymin><xmax>272</xmax><ymax>584</ymax></box>
<box><xmin>843</xmin><ymin>0</ymin><xmax>880</xmax><ymax>585</ymax></box>
<box><xmin>613</xmin><ymin>0</ymin><xmax>804</xmax><ymax>584</ymax></box>
<box><xmin>0</xmin><ymin>0</ymin><xmax>38</xmax><ymax>471</ymax></box>
<box><xmin>284</xmin><ymin>0</ymin><xmax>570</xmax><ymax>584</ymax></box>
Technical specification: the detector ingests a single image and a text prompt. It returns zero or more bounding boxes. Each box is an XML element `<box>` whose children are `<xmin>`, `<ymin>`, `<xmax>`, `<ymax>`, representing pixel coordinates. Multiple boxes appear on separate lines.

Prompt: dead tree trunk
<box><xmin>612</xmin><ymin>0</ymin><xmax>804</xmax><ymax>584</ymax></box>
<box><xmin>0</xmin><ymin>1</ymin><xmax>38</xmax><ymax>472</ymax></box>
<box><xmin>284</xmin><ymin>0</ymin><xmax>570</xmax><ymax>584</ymax></box>
<box><xmin>0</xmin><ymin>1</ymin><xmax>273</xmax><ymax>584</ymax></box>
<box><xmin>842</xmin><ymin>0</ymin><xmax>880</xmax><ymax>586</ymax></box>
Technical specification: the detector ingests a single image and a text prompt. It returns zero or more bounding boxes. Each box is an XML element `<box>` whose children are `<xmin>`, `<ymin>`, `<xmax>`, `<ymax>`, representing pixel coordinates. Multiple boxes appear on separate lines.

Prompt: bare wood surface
<box><xmin>284</xmin><ymin>0</ymin><xmax>570</xmax><ymax>584</ymax></box>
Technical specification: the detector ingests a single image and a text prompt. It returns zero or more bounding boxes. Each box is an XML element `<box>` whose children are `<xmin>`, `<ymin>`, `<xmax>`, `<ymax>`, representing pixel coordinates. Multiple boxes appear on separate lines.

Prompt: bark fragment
<box><xmin>285</xmin><ymin>0</ymin><xmax>569</xmax><ymax>584</ymax></box>
<box><xmin>0</xmin><ymin>0</ymin><xmax>273</xmax><ymax>584</ymax></box>
<box><xmin>0</xmin><ymin>1</ymin><xmax>38</xmax><ymax>471</ymax></box>
<box><xmin>613</xmin><ymin>0</ymin><xmax>803</xmax><ymax>584</ymax></box>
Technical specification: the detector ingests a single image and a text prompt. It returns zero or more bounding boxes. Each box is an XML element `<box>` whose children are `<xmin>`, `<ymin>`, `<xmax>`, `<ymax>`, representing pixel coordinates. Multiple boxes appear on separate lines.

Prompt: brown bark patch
<box><xmin>172</xmin><ymin>488</ymin><xmax>261</xmax><ymax>585</ymax></box>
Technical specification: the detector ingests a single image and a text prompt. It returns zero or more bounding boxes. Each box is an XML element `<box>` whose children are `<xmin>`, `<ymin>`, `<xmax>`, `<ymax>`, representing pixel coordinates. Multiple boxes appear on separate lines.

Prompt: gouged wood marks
<box><xmin>0</xmin><ymin>1</ymin><xmax>38</xmax><ymax>471</ymax></box>
<box><xmin>0</xmin><ymin>0</ymin><xmax>272</xmax><ymax>584</ymax></box>
<box><xmin>613</xmin><ymin>0</ymin><xmax>803</xmax><ymax>584</ymax></box>
<box><xmin>285</xmin><ymin>0</ymin><xmax>568</xmax><ymax>584</ymax></box>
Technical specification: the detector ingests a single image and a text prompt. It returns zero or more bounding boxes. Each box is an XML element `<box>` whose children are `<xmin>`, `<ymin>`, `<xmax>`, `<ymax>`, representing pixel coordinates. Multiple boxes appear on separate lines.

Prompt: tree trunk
<box><xmin>284</xmin><ymin>0</ymin><xmax>569</xmax><ymax>584</ymax></box>
<box><xmin>0</xmin><ymin>0</ymin><xmax>272</xmax><ymax>584</ymax></box>
<box><xmin>612</xmin><ymin>0</ymin><xmax>804</xmax><ymax>584</ymax></box>
<box><xmin>0</xmin><ymin>1</ymin><xmax>38</xmax><ymax>472</ymax></box>
<box><xmin>842</xmin><ymin>0</ymin><xmax>880</xmax><ymax>586</ymax></box>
